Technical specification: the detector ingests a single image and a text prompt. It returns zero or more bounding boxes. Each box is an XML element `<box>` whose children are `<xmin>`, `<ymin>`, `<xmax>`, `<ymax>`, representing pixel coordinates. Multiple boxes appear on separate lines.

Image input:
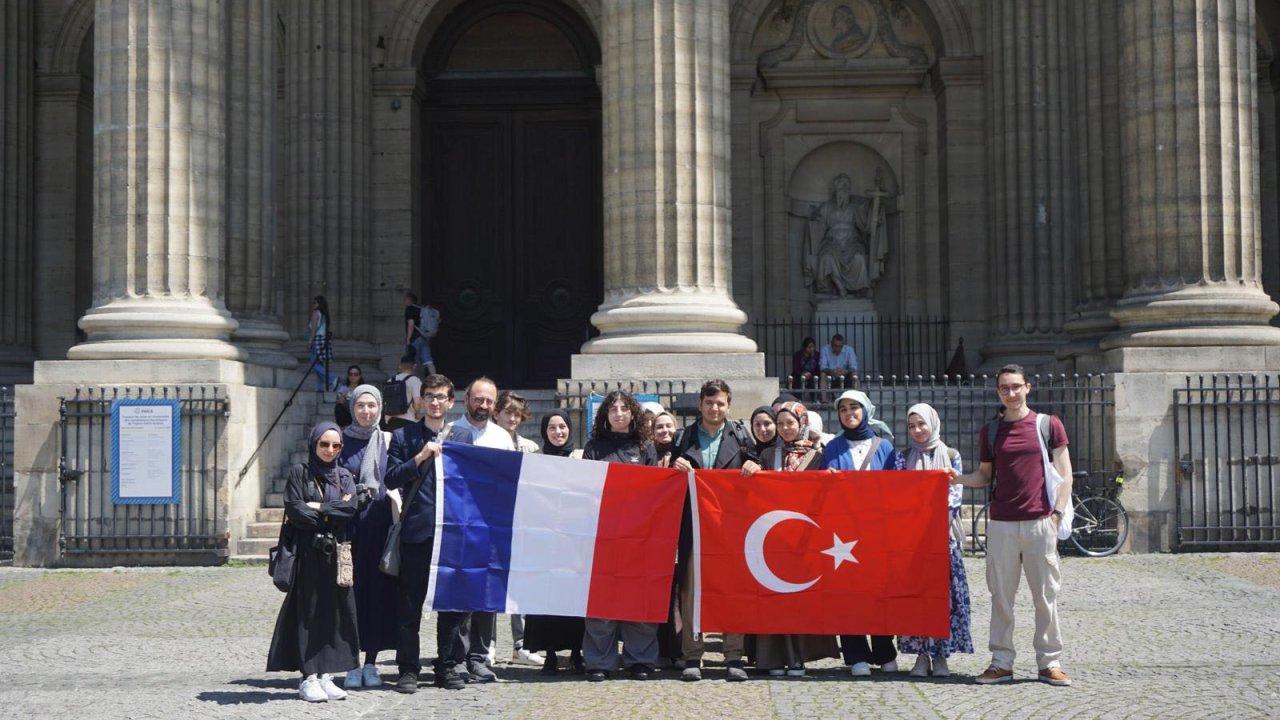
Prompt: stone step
<box><xmin>256</xmin><ymin>507</ymin><xmax>284</xmax><ymax>523</ymax></box>
<box><xmin>236</xmin><ymin>537</ymin><xmax>276</xmax><ymax>557</ymax></box>
<box><xmin>230</xmin><ymin>555</ymin><xmax>270</xmax><ymax>566</ymax></box>
<box><xmin>264</xmin><ymin>492</ymin><xmax>283</xmax><ymax>507</ymax></box>
<box><xmin>246</xmin><ymin>521</ymin><xmax>280</xmax><ymax>539</ymax></box>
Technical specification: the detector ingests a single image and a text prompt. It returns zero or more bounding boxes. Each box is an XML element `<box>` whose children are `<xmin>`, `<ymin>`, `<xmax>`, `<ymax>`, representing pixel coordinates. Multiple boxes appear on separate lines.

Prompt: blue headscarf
<box><xmin>836</xmin><ymin>390</ymin><xmax>894</xmax><ymax>442</ymax></box>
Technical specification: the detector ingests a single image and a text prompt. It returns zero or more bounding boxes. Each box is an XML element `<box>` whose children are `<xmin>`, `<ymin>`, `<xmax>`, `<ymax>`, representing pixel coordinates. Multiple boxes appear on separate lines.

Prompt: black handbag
<box><xmin>268</xmin><ymin>521</ymin><xmax>297</xmax><ymax>592</ymax></box>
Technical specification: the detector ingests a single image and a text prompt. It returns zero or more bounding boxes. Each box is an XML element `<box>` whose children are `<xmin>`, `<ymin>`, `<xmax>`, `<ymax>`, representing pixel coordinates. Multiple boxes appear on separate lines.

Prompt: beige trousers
<box><xmin>984</xmin><ymin>516</ymin><xmax>1063</xmax><ymax>671</ymax></box>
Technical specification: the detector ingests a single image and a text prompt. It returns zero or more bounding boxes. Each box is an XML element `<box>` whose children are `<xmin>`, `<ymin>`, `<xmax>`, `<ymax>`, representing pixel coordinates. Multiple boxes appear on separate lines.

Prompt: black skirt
<box><xmin>266</xmin><ymin>538</ymin><xmax>361</xmax><ymax>675</ymax></box>
<box><xmin>522</xmin><ymin>615</ymin><xmax>586</xmax><ymax>654</ymax></box>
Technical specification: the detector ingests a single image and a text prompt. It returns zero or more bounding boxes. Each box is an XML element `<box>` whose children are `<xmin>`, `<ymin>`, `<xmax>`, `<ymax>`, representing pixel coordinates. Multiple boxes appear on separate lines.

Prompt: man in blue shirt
<box><xmin>820</xmin><ymin>333</ymin><xmax>859</xmax><ymax>388</ymax></box>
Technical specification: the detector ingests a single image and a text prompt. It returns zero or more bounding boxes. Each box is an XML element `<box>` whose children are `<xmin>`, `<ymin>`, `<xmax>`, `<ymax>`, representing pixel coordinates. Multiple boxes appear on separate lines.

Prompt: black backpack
<box><xmin>382</xmin><ymin>374</ymin><xmax>411</xmax><ymax>416</ymax></box>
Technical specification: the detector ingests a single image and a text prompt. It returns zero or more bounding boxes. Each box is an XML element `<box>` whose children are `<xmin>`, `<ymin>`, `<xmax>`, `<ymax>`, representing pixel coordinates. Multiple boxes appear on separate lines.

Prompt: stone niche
<box><xmin>735</xmin><ymin>0</ymin><xmax>943</xmax><ymax>327</ymax></box>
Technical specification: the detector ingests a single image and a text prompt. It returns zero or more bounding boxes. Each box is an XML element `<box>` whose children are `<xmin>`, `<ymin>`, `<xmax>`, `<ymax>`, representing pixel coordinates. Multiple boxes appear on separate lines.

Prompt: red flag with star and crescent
<box><xmin>692</xmin><ymin>469</ymin><xmax>951</xmax><ymax>637</ymax></box>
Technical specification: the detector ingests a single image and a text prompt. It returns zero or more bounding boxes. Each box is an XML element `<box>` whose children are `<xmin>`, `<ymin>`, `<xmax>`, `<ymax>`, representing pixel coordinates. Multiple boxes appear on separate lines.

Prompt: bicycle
<box><xmin>970</xmin><ymin>470</ymin><xmax>1129</xmax><ymax>557</ymax></box>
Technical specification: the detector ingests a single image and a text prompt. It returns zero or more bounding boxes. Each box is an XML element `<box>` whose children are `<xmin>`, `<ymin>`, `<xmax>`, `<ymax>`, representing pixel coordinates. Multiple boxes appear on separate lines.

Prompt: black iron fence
<box><xmin>1174</xmin><ymin>375</ymin><xmax>1280</xmax><ymax>551</ymax></box>
<box><xmin>751</xmin><ymin>316</ymin><xmax>952</xmax><ymax>380</ymax></box>
<box><xmin>59</xmin><ymin>386</ymin><xmax>229</xmax><ymax>559</ymax></box>
<box><xmin>556</xmin><ymin>374</ymin><xmax>1115</xmax><ymax>527</ymax></box>
<box><xmin>1</xmin><ymin>385</ymin><xmax>13</xmax><ymax>563</ymax></box>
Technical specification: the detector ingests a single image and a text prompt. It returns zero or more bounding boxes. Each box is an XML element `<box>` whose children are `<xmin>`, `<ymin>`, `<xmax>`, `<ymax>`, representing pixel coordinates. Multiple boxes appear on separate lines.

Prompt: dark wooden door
<box><xmin>425</xmin><ymin>106</ymin><xmax>601</xmax><ymax>387</ymax></box>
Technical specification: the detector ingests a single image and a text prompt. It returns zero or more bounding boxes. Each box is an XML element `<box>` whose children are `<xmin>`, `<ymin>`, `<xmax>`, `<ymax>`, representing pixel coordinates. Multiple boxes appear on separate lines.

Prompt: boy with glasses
<box><xmin>950</xmin><ymin>364</ymin><xmax>1074</xmax><ymax>687</ymax></box>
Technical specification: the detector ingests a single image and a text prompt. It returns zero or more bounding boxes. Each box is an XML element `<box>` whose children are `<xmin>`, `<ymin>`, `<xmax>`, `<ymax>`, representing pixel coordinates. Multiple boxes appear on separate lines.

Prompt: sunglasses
<box><xmin>317</xmin><ymin>441</ymin><xmax>343</xmax><ymax>450</ymax></box>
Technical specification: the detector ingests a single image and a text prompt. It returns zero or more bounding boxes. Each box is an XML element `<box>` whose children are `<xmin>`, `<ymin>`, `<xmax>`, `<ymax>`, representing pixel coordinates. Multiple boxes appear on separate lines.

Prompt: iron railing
<box><xmin>751</xmin><ymin>316</ymin><xmax>953</xmax><ymax>380</ymax></box>
<box><xmin>58</xmin><ymin>386</ymin><xmax>230</xmax><ymax>559</ymax></box>
<box><xmin>1</xmin><ymin>385</ymin><xmax>13</xmax><ymax>562</ymax></box>
<box><xmin>1174</xmin><ymin>375</ymin><xmax>1280</xmax><ymax>551</ymax></box>
<box><xmin>556</xmin><ymin>374</ymin><xmax>1116</xmax><ymax>525</ymax></box>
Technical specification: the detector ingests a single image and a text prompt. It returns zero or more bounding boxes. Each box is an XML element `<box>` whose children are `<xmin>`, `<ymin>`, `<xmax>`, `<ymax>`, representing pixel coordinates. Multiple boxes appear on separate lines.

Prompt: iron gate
<box><xmin>1</xmin><ymin>385</ymin><xmax>13</xmax><ymax>562</ymax></box>
<box><xmin>59</xmin><ymin>386</ymin><xmax>229</xmax><ymax>559</ymax></box>
<box><xmin>1174</xmin><ymin>375</ymin><xmax>1280</xmax><ymax>550</ymax></box>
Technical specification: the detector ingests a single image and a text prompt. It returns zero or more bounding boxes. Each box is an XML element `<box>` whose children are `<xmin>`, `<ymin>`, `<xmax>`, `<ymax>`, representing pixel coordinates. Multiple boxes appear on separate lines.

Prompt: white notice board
<box><xmin>111</xmin><ymin>399</ymin><xmax>182</xmax><ymax>505</ymax></box>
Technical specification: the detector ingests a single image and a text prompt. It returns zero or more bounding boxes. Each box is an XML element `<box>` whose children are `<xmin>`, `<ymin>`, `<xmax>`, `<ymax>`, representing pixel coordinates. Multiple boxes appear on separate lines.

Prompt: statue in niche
<box><xmin>800</xmin><ymin>168</ymin><xmax>890</xmax><ymax>298</ymax></box>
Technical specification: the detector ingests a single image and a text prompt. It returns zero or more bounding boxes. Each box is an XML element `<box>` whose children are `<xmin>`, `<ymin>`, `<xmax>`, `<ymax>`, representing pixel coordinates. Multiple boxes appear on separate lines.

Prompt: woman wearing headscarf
<box><xmin>581</xmin><ymin>391</ymin><xmax>659</xmax><ymax>681</ymax></box>
<box><xmin>336</xmin><ymin>386</ymin><xmax>396</xmax><ymax>689</ymax></box>
<box><xmin>893</xmin><ymin>403</ymin><xmax>973</xmax><ymax>678</ymax></box>
<box><xmin>753</xmin><ymin>401</ymin><xmax>839</xmax><ymax>676</ymax></box>
<box><xmin>748</xmin><ymin>405</ymin><xmax>780</xmax><ymax>460</ymax></box>
<box><xmin>523</xmin><ymin>410</ymin><xmax>588</xmax><ymax>675</ymax></box>
<box><xmin>820</xmin><ymin>390</ymin><xmax>898</xmax><ymax>677</ymax></box>
<box><xmin>267</xmin><ymin>422</ymin><xmax>364</xmax><ymax>702</ymax></box>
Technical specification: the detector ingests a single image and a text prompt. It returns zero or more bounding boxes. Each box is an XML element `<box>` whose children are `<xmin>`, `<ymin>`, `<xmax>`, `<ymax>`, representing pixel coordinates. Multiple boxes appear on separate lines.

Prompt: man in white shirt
<box><xmin>441</xmin><ymin>377</ymin><xmax>512</xmax><ymax>683</ymax></box>
<box><xmin>819</xmin><ymin>333</ymin><xmax>859</xmax><ymax>388</ymax></box>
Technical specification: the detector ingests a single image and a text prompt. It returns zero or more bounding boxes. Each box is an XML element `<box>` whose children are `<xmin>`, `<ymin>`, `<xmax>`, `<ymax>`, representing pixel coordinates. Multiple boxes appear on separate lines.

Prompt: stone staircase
<box><xmin>234</xmin><ymin>388</ymin><xmax>560</xmax><ymax>561</ymax></box>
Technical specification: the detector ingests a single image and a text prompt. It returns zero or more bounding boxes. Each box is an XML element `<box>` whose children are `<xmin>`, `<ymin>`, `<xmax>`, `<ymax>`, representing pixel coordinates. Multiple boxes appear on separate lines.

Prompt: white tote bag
<box><xmin>1036</xmin><ymin>414</ymin><xmax>1074</xmax><ymax>540</ymax></box>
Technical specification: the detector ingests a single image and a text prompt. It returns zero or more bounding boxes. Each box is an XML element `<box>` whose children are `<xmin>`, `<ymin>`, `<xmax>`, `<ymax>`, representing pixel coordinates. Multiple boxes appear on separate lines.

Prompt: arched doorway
<box><xmin>419</xmin><ymin>0</ymin><xmax>602</xmax><ymax>387</ymax></box>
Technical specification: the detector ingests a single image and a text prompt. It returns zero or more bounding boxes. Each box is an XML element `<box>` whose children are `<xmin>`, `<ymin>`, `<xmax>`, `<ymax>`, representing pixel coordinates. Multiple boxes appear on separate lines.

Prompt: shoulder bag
<box><xmin>380</xmin><ymin>461</ymin><xmax>430</xmax><ymax>576</ymax></box>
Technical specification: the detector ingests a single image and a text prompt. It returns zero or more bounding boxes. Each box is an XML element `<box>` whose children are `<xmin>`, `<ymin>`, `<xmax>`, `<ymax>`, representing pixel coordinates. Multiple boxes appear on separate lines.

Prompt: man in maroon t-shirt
<box><xmin>951</xmin><ymin>364</ymin><xmax>1074</xmax><ymax>687</ymax></box>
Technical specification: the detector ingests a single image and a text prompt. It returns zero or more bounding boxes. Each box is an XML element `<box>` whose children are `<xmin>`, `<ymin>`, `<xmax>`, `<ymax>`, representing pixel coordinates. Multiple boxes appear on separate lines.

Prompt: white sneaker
<box><xmin>361</xmin><ymin>663</ymin><xmax>382</xmax><ymax>688</ymax></box>
<box><xmin>486</xmin><ymin>642</ymin><xmax>496</xmax><ymax>667</ymax></box>
<box><xmin>343</xmin><ymin>668</ymin><xmax>363</xmax><ymax>689</ymax></box>
<box><xmin>931</xmin><ymin>657</ymin><xmax>950</xmax><ymax>677</ymax></box>
<box><xmin>881</xmin><ymin>660</ymin><xmax>899</xmax><ymax>673</ymax></box>
<box><xmin>299</xmin><ymin>675</ymin><xmax>328</xmax><ymax>702</ymax></box>
<box><xmin>768</xmin><ymin>668</ymin><xmax>786</xmax><ymax>677</ymax></box>
<box><xmin>318</xmin><ymin>674</ymin><xmax>348</xmax><ymax>700</ymax></box>
<box><xmin>909</xmin><ymin>654</ymin><xmax>930</xmax><ymax>678</ymax></box>
<box><xmin>512</xmin><ymin>648</ymin><xmax>545</xmax><ymax>666</ymax></box>
<box><xmin>786</xmin><ymin>665</ymin><xmax>806</xmax><ymax>677</ymax></box>
<box><xmin>850</xmin><ymin>662</ymin><xmax>872</xmax><ymax>677</ymax></box>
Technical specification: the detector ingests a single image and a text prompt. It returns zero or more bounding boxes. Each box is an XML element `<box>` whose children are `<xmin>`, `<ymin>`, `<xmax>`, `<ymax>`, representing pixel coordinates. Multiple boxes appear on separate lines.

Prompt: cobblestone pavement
<box><xmin>1</xmin><ymin>554</ymin><xmax>1278</xmax><ymax>719</ymax></box>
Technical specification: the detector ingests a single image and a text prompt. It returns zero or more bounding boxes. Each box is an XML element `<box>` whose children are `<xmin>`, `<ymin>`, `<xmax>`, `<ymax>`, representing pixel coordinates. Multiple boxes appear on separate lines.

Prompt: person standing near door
<box><xmin>403</xmin><ymin>291</ymin><xmax>439</xmax><ymax>377</ymax></box>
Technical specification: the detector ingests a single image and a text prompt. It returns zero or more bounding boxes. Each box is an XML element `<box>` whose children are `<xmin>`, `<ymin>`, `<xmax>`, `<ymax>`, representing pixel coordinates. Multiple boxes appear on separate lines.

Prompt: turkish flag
<box><xmin>693</xmin><ymin>469</ymin><xmax>950</xmax><ymax>637</ymax></box>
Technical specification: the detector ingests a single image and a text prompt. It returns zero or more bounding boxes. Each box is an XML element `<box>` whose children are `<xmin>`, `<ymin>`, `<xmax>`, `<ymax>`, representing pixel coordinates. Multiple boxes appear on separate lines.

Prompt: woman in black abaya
<box><xmin>267</xmin><ymin>421</ymin><xmax>364</xmax><ymax>702</ymax></box>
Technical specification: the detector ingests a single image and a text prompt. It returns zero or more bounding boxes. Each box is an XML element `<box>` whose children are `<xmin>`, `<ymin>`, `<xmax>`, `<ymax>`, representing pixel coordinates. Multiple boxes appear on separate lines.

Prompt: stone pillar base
<box><xmin>1103</xmin><ymin>287</ymin><xmax>1280</xmax><ymax>349</ymax></box>
<box><xmin>232</xmin><ymin>317</ymin><xmax>297</xmax><ymax>370</ymax></box>
<box><xmin>583</xmin><ymin>291</ymin><xmax>757</xmax><ymax>355</ymax></box>
<box><xmin>71</xmin><ymin>297</ymin><xmax>245</xmax><ymax>361</ymax></box>
<box><xmin>13</xmin><ymin>358</ymin><xmax>307</xmax><ymax>566</ymax></box>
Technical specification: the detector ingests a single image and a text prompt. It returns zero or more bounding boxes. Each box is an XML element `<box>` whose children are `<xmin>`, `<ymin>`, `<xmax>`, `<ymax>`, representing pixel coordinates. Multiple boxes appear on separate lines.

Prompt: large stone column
<box><xmin>70</xmin><ymin>0</ymin><xmax>243</xmax><ymax>361</ymax></box>
<box><xmin>281</xmin><ymin>0</ymin><xmax>375</xmax><ymax>365</ymax></box>
<box><xmin>981</xmin><ymin>0</ymin><xmax>1077</xmax><ymax>368</ymax></box>
<box><xmin>1061</xmin><ymin>0</ymin><xmax>1125</xmax><ymax>364</ymax></box>
<box><xmin>227</xmin><ymin>0</ymin><xmax>293</xmax><ymax>369</ymax></box>
<box><xmin>1103</xmin><ymin>0</ymin><xmax>1280</xmax><ymax>351</ymax></box>
<box><xmin>0</xmin><ymin>1</ymin><xmax>34</xmax><ymax>381</ymax></box>
<box><xmin>579</xmin><ymin>0</ymin><xmax>757</xmax><ymax>365</ymax></box>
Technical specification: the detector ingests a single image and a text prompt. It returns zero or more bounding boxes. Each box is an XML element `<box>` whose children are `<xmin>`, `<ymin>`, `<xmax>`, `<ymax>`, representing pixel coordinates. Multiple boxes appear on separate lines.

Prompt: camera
<box><xmin>311</xmin><ymin>533</ymin><xmax>336</xmax><ymax>555</ymax></box>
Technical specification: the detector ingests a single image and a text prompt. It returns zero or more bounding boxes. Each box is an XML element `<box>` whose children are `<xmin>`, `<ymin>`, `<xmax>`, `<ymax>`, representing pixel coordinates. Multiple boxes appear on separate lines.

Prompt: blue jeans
<box><xmin>309</xmin><ymin>350</ymin><xmax>334</xmax><ymax>391</ymax></box>
<box><xmin>411</xmin><ymin>336</ymin><xmax>434</xmax><ymax>366</ymax></box>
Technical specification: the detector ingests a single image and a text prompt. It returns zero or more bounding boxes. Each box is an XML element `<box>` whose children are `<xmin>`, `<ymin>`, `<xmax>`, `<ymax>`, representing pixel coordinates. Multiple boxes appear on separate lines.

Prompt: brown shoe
<box><xmin>1038</xmin><ymin>667</ymin><xmax>1072</xmax><ymax>686</ymax></box>
<box><xmin>974</xmin><ymin>666</ymin><xmax>1013</xmax><ymax>685</ymax></box>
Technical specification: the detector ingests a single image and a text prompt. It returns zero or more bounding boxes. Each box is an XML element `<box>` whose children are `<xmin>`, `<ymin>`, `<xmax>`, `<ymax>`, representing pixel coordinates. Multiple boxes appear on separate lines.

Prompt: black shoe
<box><xmin>586</xmin><ymin>670</ymin><xmax>608</xmax><ymax>682</ymax></box>
<box><xmin>571</xmin><ymin>650</ymin><xmax>586</xmax><ymax>675</ymax></box>
<box><xmin>394</xmin><ymin>671</ymin><xmax>419</xmax><ymax>694</ymax></box>
<box><xmin>725</xmin><ymin>660</ymin><xmax>748</xmax><ymax>682</ymax></box>
<box><xmin>627</xmin><ymin>664</ymin><xmax>650</xmax><ymax>681</ymax></box>
<box><xmin>540</xmin><ymin>653</ymin><xmax>559</xmax><ymax>676</ymax></box>
<box><xmin>466</xmin><ymin>659</ymin><xmax>497</xmax><ymax>683</ymax></box>
<box><xmin>433</xmin><ymin>668</ymin><xmax>465</xmax><ymax>690</ymax></box>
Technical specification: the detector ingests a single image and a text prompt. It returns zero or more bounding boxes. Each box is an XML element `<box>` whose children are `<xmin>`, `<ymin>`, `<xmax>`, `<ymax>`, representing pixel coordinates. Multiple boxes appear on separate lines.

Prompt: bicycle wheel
<box><xmin>971</xmin><ymin>502</ymin><xmax>990</xmax><ymax>553</ymax></box>
<box><xmin>1069</xmin><ymin>496</ymin><xmax>1128</xmax><ymax>557</ymax></box>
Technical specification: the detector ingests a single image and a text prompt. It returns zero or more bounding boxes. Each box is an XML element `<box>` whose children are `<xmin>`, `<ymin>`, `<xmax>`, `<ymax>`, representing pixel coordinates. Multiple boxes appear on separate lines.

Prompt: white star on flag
<box><xmin>820</xmin><ymin>534</ymin><xmax>859</xmax><ymax>569</ymax></box>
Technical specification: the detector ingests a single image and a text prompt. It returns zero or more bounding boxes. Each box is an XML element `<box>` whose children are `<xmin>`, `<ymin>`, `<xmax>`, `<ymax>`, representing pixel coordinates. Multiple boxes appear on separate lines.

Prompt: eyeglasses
<box><xmin>470</xmin><ymin>398</ymin><xmax>495</xmax><ymax>406</ymax></box>
<box><xmin>997</xmin><ymin>384</ymin><xmax>1028</xmax><ymax>395</ymax></box>
<box><xmin>424</xmin><ymin>393</ymin><xmax>451</xmax><ymax>402</ymax></box>
<box><xmin>317</xmin><ymin>441</ymin><xmax>343</xmax><ymax>450</ymax></box>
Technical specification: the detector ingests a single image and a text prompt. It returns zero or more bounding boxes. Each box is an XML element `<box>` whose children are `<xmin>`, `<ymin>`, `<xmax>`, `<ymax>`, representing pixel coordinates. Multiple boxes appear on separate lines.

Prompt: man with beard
<box><xmin>441</xmin><ymin>377</ymin><xmax>514</xmax><ymax>682</ymax></box>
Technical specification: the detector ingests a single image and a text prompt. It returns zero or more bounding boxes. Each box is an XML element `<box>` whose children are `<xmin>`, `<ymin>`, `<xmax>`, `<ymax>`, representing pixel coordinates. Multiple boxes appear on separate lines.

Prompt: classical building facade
<box><xmin>4</xmin><ymin>0</ymin><xmax>1280</xmax><ymax>560</ymax></box>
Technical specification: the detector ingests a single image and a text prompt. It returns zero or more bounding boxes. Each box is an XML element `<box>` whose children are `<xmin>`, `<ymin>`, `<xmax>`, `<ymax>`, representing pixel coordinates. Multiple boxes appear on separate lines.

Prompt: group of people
<box><xmin>791</xmin><ymin>334</ymin><xmax>859</xmax><ymax>390</ymax></box>
<box><xmin>267</xmin><ymin>364</ymin><xmax>1074</xmax><ymax>702</ymax></box>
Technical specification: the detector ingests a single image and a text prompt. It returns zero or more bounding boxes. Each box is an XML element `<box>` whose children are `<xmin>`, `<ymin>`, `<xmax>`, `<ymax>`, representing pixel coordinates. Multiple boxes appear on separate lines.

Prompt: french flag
<box><xmin>427</xmin><ymin>442</ymin><xmax>687</xmax><ymax>622</ymax></box>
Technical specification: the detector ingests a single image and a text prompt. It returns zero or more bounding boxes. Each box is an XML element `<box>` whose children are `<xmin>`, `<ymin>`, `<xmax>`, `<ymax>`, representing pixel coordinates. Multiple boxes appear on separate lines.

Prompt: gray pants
<box><xmin>511</xmin><ymin>614</ymin><xmax>525</xmax><ymax>650</ymax></box>
<box><xmin>582</xmin><ymin>618</ymin><xmax>658</xmax><ymax>672</ymax></box>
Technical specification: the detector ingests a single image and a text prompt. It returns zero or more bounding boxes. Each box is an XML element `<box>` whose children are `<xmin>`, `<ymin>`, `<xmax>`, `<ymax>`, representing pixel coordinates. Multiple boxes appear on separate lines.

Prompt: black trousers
<box><xmin>840</xmin><ymin>635</ymin><xmax>897</xmax><ymax>666</ymax></box>
<box><xmin>396</xmin><ymin>540</ymin><xmax>468</xmax><ymax>675</ymax></box>
<box><xmin>461</xmin><ymin>612</ymin><xmax>496</xmax><ymax>664</ymax></box>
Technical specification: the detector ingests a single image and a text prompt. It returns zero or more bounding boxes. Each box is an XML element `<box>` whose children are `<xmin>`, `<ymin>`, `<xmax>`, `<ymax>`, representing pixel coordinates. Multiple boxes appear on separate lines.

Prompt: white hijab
<box><xmin>903</xmin><ymin>403</ymin><xmax>950</xmax><ymax>470</ymax></box>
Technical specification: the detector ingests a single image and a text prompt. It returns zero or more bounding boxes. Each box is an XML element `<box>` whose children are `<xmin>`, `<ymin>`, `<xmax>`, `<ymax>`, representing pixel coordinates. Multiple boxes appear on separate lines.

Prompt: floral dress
<box><xmin>893</xmin><ymin>450</ymin><xmax>974</xmax><ymax>658</ymax></box>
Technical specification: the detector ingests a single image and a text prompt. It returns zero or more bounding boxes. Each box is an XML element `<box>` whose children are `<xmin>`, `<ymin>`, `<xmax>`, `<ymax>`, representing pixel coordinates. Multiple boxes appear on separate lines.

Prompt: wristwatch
<box><xmin>1051</xmin><ymin>509</ymin><xmax>1063</xmax><ymax>519</ymax></box>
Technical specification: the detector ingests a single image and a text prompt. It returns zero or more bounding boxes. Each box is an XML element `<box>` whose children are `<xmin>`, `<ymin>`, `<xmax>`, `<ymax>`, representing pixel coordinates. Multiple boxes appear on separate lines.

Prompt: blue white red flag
<box><xmin>427</xmin><ymin>442</ymin><xmax>686</xmax><ymax>622</ymax></box>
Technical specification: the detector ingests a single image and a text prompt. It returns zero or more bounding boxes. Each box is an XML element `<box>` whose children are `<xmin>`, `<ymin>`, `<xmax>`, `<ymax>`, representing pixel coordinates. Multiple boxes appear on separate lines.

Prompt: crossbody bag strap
<box><xmin>857</xmin><ymin>437</ymin><xmax>882</xmax><ymax>471</ymax></box>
